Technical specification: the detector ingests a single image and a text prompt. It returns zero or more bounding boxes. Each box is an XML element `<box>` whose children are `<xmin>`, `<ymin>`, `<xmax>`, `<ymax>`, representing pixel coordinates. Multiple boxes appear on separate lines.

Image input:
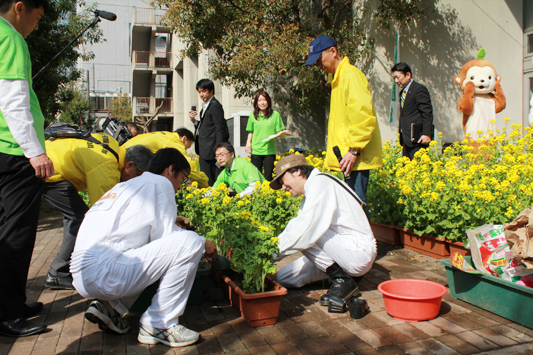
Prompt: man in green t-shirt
<box><xmin>0</xmin><ymin>0</ymin><xmax>53</xmax><ymax>338</ymax></box>
<box><xmin>213</xmin><ymin>141</ymin><xmax>265</xmax><ymax>195</ymax></box>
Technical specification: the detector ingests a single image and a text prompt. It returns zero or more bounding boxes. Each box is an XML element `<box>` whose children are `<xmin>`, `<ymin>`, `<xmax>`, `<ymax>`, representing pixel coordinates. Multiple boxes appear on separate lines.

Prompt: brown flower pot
<box><xmin>447</xmin><ymin>240</ymin><xmax>471</xmax><ymax>257</ymax></box>
<box><xmin>370</xmin><ymin>222</ymin><xmax>402</xmax><ymax>245</ymax></box>
<box><xmin>400</xmin><ymin>229</ymin><xmax>450</xmax><ymax>258</ymax></box>
<box><xmin>221</xmin><ymin>273</ymin><xmax>242</xmax><ymax>313</ymax></box>
<box><xmin>225</xmin><ymin>275</ymin><xmax>287</xmax><ymax>327</ymax></box>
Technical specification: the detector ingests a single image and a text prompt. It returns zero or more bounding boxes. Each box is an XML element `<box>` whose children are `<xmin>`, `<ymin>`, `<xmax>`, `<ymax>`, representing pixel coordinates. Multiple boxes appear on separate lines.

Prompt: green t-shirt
<box><xmin>245</xmin><ymin>110</ymin><xmax>285</xmax><ymax>155</ymax></box>
<box><xmin>213</xmin><ymin>157</ymin><xmax>265</xmax><ymax>194</ymax></box>
<box><xmin>0</xmin><ymin>18</ymin><xmax>45</xmax><ymax>156</ymax></box>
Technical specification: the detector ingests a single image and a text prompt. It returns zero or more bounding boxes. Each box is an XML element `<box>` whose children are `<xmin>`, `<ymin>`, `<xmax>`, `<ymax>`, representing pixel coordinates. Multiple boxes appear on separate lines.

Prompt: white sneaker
<box><xmin>85</xmin><ymin>300</ymin><xmax>130</xmax><ymax>334</ymax></box>
<box><xmin>138</xmin><ymin>324</ymin><xmax>199</xmax><ymax>347</ymax></box>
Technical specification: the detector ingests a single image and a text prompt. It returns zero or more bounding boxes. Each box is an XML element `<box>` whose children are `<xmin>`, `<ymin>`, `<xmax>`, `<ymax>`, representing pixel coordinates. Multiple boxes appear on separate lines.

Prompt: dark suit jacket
<box><xmin>399</xmin><ymin>81</ymin><xmax>434</xmax><ymax>148</ymax></box>
<box><xmin>194</xmin><ymin>97</ymin><xmax>229</xmax><ymax>160</ymax></box>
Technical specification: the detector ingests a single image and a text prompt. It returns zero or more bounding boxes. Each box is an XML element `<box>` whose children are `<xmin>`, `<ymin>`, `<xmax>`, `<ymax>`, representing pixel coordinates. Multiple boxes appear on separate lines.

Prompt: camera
<box><xmin>191</xmin><ymin>105</ymin><xmax>196</xmax><ymax>111</ymax></box>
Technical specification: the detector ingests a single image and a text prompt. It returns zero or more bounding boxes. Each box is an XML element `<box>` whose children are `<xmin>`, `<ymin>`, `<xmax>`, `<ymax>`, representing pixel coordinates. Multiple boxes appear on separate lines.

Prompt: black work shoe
<box><xmin>320</xmin><ymin>263</ymin><xmax>361</xmax><ymax>306</ymax></box>
<box><xmin>44</xmin><ymin>273</ymin><xmax>75</xmax><ymax>290</ymax></box>
<box><xmin>24</xmin><ymin>302</ymin><xmax>43</xmax><ymax>318</ymax></box>
<box><xmin>0</xmin><ymin>318</ymin><xmax>47</xmax><ymax>337</ymax></box>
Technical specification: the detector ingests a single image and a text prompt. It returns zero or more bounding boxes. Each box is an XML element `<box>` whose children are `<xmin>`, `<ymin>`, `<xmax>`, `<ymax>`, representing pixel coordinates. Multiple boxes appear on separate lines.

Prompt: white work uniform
<box><xmin>71</xmin><ymin>172</ymin><xmax>206</xmax><ymax>329</ymax></box>
<box><xmin>276</xmin><ymin>169</ymin><xmax>377</xmax><ymax>288</ymax></box>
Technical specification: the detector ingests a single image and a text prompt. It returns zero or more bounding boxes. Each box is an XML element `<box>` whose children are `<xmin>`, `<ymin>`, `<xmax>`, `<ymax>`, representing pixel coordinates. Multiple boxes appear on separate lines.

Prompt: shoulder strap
<box><xmin>317</xmin><ymin>173</ymin><xmax>365</xmax><ymax>208</ymax></box>
<box><xmin>86</xmin><ymin>136</ymin><xmax>119</xmax><ymax>161</ymax></box>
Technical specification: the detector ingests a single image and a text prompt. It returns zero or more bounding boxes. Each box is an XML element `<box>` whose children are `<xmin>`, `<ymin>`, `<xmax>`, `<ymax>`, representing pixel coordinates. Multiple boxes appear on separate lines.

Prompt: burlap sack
<box><xmin>504</xmin><ymin>207</ymin><xmax>533</xmax><ymax>269</ymax></box>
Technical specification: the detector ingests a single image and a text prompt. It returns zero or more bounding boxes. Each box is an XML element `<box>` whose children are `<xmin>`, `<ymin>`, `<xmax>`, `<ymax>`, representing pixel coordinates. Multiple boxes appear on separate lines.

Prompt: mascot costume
<box><xmin>454</xmin><ymin>49</ymin><xmax>506</xmax><ymax>138</ymax></box>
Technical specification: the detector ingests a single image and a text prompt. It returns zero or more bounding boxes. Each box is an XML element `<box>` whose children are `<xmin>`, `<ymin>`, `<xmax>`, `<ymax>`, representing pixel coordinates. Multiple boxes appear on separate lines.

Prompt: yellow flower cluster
<box><xmin>368</xmin><ymin>124</ymin><xmax>533</xmax><ymax>243</ymax></box>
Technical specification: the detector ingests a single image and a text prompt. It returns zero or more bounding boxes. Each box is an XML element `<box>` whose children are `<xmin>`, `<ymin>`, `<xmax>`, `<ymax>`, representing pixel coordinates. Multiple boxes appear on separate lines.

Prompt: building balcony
<box><xmin>133</xmin><ymin>51</ymin><xmax>172</xmax><ymax>71</ymax></box>
<box><xmin>132</xmin><ymin>7</ymin><xmax>167</xmax><ymax>27</ymax></box>
<box><xmin>134</xmin><ymin>97</ymin><xmax>173</xmax><ymax>116</ymax></box>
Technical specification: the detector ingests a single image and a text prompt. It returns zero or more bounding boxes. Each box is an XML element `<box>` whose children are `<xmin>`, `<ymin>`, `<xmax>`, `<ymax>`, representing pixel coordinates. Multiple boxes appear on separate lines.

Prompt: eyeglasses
<box><xmin>181</xmin><ymin>171</ymin><xmax>189</xmax><ymax>184</ymax></box>
<box><xmin>215</xmin><ymin>152</ymin><xmax>230</xmax><ymax>158</ymax></box>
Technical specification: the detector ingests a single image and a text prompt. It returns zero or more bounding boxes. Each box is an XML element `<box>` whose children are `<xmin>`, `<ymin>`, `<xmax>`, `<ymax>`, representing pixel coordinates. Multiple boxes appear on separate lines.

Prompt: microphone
<box><xmin>333</xmin><ymin>146</ymin><xmax>350</xmax><ymax>179</ymax></box>
<box><xmin>94</xmin><ymin>10</ymin><xmax>117</xmax><ymax>21</ymax></box>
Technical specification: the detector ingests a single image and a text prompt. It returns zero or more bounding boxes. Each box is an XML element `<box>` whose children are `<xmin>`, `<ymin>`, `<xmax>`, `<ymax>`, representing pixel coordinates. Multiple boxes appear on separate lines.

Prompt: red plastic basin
<box><xmin>378</xmin><ymin>279</ymin><xmax>447</xmax><ymax>322</ymax></box>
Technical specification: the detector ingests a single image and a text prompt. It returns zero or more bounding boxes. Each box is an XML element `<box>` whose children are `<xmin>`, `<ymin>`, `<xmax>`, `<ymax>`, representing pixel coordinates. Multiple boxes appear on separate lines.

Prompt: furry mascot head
<box><xmin>454</xmin><ymin>49</ymin><xmax>506</xmax><ymax>137</ymax></box>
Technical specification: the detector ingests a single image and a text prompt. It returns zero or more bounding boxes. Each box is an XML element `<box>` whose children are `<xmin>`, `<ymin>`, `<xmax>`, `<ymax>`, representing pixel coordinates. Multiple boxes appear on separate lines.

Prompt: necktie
<box><xmin>400</xmin><ymin>90</ymin><xmax>406</xmax><ymax>108</ymax></box>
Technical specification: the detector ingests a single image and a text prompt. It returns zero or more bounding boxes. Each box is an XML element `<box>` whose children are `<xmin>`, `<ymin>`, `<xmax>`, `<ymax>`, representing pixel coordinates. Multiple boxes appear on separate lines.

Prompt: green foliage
<box><xmin>176</xmin><ymin>182</ymin><xmax>301</xmax><ymax>293</ymax></box>
<box><xmin>57</xmin><ymin>81</ymin><xmax>92</xmax><ymax>127</ymax></box>
<box><xmin>28</xmin><ymin>0</ymin><xmax>103</xmax><ymax>125</ymax></box>
<box><xmin>110</xmin><ymin>92</ymin><xmax>133</xmax><ymax>122</ymax></box>
<box><xmin>156</xmin><ymin>0</ymin><xmax>424</xmax><ymax>115</ymax></box>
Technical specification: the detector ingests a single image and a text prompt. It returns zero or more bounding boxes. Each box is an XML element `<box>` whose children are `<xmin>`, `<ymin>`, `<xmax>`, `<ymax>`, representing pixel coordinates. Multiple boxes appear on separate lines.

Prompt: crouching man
<box><xmin>71</xmin><ymin>148</ymin><xmax>217</xmax><ymax>347</ymax></box>
<box><xmin>271</xmin><ymin>154</ymin><xmax>376</xmax><ymax>307</ymax></box>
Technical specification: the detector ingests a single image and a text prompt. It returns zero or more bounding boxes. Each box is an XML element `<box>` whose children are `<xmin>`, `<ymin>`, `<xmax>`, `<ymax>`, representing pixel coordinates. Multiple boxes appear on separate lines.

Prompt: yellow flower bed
<box><xmin>368</xmin><ymin>123</ymin><xmax>533</xmax><ymax>243</ymax></box>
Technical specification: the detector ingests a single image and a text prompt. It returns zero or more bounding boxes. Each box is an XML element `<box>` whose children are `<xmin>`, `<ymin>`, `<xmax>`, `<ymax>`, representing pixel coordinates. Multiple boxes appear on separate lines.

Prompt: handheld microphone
<box><xmin>94</xmin><ymin>10</ymin><xmax>117</xmax><ymax>21</ymax></box>
<box><xmin>333</xmin><ymin>146</ymin><xmax>350</xmax><ymax>178</ymax></box>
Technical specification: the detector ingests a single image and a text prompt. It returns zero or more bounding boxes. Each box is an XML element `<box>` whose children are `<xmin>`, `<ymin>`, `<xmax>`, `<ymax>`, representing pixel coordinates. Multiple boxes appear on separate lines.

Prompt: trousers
<box><xmin>42</xmin><ymin>180</ymin><xmax>89</xmax><ymax>277</ymax></box>
<box><xmin>250</xmin><ymin>154</ymin><xmax>276</xmax><ymax>181</ymax></box>
<box><xmin>276</xmin><ymin>229</ymin><xmax>376</xmax><ymax>288</ymax></box>
<box><xmin>72</xmin><ymin>230</ymin><xmax>205</xmax><ymax>328</ymax></box>
<box><xmin>0</xmin><ymin>153</ymin><xmax>43</xmax><ymax>320</ymax></box>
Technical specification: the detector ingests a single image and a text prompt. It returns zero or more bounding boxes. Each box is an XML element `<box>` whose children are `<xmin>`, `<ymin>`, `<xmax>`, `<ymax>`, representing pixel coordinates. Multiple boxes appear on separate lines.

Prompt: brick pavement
<box><xmin>1</xmin><ymin>209</ymin><xmax>533</xmax><ymax>355</ymax></box>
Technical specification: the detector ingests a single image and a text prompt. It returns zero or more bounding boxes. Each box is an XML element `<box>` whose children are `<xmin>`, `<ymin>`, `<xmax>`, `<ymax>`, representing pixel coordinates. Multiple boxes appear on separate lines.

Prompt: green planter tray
<box><xmin>439</xmin><ymin>256</ymin><xmax>533</xmax><ymax>329</ymax></box>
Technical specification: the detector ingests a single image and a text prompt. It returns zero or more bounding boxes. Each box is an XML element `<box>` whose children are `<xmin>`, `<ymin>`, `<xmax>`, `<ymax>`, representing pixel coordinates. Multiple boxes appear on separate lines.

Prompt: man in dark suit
<box><xmin>188</xmin><ymin>79</ymin><xmax>229</xmax><ymax>185</ymax></box>
<box><xmin>391</xmin><ymin>62</ymin><xmax>434</xmax><ymax>159</ymax></box>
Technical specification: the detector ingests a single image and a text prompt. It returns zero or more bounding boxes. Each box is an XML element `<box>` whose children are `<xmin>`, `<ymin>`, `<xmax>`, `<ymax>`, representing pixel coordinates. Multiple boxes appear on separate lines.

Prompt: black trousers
<box><xmin>251</xmin><ymin>154</ymin><xmax>275</xmax><ymax>181</ymax></box>
<box><xmin>402</xmin><ymin>144</ymin><xmax>423</xmax><ymax>160</ymax></box>
<box><xmin>42</xmin><ymin>181</ymin><xmax>89</xmax><ymax>278</ymax></box>
<box><xmin>0</xmin><ymin>153</ymin><xmax>43</xmax><ymax>321</ymax></box>
<box><xmin>199</xmin><ymin>157</ymin><xmax>223</xmax><ymax>186</ymax></box>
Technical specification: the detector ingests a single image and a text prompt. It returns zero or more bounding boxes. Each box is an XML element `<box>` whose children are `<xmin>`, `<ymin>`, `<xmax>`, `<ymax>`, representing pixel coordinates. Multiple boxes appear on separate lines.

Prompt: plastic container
<box><xmin>378</xmin><ymin>279</ymin><xmax>447</xmax><ymax>322</ymax></box>
<box><xmin>440</xmin><ymin>256</ymin><xmax>533</xmax><ymax>328</ymax></box>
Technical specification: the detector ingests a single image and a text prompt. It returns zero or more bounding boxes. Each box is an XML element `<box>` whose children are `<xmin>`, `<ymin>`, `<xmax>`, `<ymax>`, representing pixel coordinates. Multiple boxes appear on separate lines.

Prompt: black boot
<box><xmin>320</xmin><ymin>263</ymin><xmax>360</xmax><ymax>306</ymax></box>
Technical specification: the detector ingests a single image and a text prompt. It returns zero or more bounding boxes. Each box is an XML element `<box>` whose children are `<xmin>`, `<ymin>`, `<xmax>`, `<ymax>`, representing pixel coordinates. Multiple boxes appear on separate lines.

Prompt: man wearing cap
<box><xmin>305</xmin><ymin>35</ymin><xmax>382</xmax><ymax>205</ymax></box>
<box><xmin>271</xmin><ymin>154</ymin><xmax>376</xmax><ymax>308</ymax></box>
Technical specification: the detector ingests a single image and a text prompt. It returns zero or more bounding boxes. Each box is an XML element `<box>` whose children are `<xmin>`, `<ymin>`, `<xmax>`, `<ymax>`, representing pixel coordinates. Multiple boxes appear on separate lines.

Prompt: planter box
<box><xmin>400</xmin><ymin>229</ymin><xmax>450</xmax><ymax>258</ymax></box>
<box><xmin>370</xmin><ymin>222</ymin><xmax>402</xmax><ymax>246</ymax></box>
<box><xmin>440</xmin><ymin>257</ymin><xmax>533</xmax><ymax>329</ymax></box>
<box><xmin>447</xmin><ymin>240</ymin><xmax>471</xmax><ymax>257</ymax></box>
<box><xmin>129</xmin><ymin>260</ymin><xmax>211</xmax><ymax>312</ymax></box>
<box><xmin>225</xmin><ymin>275</ymin><xmax>287</xmax><ymax>327</ymax></box>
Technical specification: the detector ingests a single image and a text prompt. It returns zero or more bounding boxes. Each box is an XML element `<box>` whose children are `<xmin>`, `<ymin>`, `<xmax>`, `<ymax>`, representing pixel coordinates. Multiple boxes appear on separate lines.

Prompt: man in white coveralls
<box><xmin>271</xmin><ymin>154</ymin><xmax>376</xmax><ymax>307</ymax></box>
<box><xmin>71</xmin><ymin>148</ymin><xmax>217</xmax><ymax>348</ymax></box>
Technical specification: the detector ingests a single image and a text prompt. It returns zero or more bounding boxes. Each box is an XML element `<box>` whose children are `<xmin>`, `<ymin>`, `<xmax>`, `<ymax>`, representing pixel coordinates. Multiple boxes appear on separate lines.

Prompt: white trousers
<box><xmin>72</xmin><ymin>231</ymin><xmax>205</xmax><ymax>329</ymax></box>
<box><xmin>276</xmin><ymin>229</ymin><xmax>376</xmax><ymax>288</ymax></box>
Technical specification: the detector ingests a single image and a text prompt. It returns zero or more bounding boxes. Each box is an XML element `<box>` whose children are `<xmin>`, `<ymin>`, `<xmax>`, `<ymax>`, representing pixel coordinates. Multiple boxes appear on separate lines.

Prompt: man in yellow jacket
<box><xmin>305</xmin><ymin>36</ymin><xmax>382</xmax><ymax>206</ymax></box>
<box><xmin>122</xmin><ymin>128</ymin><xmax>208</xmax><ymax>188</ymax></box>
<box><xmin>43</xmin><ymin>133</ymin><xmax>153</xmax><ymax>290</ymax></box>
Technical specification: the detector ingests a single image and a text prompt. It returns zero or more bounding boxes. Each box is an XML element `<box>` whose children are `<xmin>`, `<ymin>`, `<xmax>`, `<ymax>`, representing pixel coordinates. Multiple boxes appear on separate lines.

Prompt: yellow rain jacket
<box><xmin>325</xmin><ymin>57</ymin><xmax>383</xmax><ymax>172</ymax></box>
<box><xmin>123</xmin><ymin>131</ymin><xmax>208</xmax><ymax>187</ymax></box>
<box><xmin>45</xmin><ymin>133</ymin><xmax>124</xmax><ymax>206</ymax></box>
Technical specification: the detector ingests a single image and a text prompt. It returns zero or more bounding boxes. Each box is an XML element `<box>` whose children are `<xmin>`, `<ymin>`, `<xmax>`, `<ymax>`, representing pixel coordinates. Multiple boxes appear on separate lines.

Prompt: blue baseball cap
<box><xmin>305</xmin><ymin>36</ymin><xmax>337</xmax><ymax>66</ymax></box>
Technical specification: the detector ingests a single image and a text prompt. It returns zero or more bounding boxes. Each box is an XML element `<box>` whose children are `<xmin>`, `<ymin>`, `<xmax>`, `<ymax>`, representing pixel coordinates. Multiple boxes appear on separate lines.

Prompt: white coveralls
<box><xmin>71</xmin><ymin>172</ymin><xmax>205</xmax><ymax>329</ymax></box>
<box><xmin>276</xmin><ymin>169</ymin><xmax>377</xmax><ymax>288</ymax></box>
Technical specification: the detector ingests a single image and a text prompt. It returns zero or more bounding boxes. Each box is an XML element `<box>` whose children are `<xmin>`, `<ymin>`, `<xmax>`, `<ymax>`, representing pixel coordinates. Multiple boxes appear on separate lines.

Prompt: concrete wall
<box><xmin>367</xmin><ymin>0</ymin><xmax>525</xmax><ymax>144</ymax></box>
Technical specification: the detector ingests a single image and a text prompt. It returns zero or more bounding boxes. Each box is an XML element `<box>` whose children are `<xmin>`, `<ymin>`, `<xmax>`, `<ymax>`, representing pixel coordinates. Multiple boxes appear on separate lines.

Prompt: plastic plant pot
<box><xmin>378</xmin><ymin>279</ymin><xmax>447</xmax><ymax>322</ymax></box>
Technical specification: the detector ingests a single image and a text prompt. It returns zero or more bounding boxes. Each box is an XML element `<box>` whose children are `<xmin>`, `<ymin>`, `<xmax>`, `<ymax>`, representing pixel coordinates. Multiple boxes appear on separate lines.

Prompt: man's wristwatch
<box><xmin>348</xmin><ymin>148</ymin><xmax>359</xmax><ymax>156</ymax></box>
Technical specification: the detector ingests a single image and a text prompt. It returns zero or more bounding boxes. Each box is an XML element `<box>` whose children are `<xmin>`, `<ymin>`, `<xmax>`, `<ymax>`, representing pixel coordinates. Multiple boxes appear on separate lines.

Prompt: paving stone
<box><xmin>416</xmin><ymin>338</ymin><xmax>456</xmax><ymax>355</ymax></box>
<box><xmin>429</xmin><ymin>317</ymin><xmax>468</xmax><ymax>334</ymax></box>
<box><xmin>411</xmin><ymin>321</ymin><xmax>448</xmax><ymax>337</ymax></box>
<box><xmin>355</xmin><ymin>329</ymin><xmax>392</xmax><ymax>348</ymax></box>
<box><xmin>436</xmin><ymin>334</ymin><xmax>481</xmax><ymax>354</ymax></box>
<box><xmin>442</xmin><ymin>314</ymin><xmax>484</xmax><ymax>331</ymax></box>
<box><xmin>391</xmin><ymin>323</ymin><xmax>432</xmax><ymax>341</ymax></box>
<box><xmin>473</xmin><ymin>328</ymin><xmax>519</xmax><ymax>347</ymax></box>
<box><xmin>376</xmin><ymin>345</ymin><xmax>408</xmax><ymax>354</ymax></box>
<box><xmin>454</xmin><ymin>331</ymin><xmax>499</xmax><ymax>351</ymax></box>
<box><xmin>489</xmin><ymin>325</ymin><xmax>533</xmax><ymax>343</ymax></box>
<box><xmin>247</xmin><ymin>345</ymin><xmax>277</xmax><ymax>355</ymax></box>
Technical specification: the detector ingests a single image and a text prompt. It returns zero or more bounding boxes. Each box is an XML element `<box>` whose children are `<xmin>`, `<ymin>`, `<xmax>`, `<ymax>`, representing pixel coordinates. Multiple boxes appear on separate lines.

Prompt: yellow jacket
<box><xmin>46</xmin><ymin>133</ymin><xmax>124</xmax><ymax>206</ymax></box>
<box><xmin>325</xmin><ymin>57</ymin><xmax>383</xmax><ymax>171</ymax></box>
<box><xmin>123</xmin><ymin>131</ymin><xmax>208</xmax><ymax>187</ymax></box>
